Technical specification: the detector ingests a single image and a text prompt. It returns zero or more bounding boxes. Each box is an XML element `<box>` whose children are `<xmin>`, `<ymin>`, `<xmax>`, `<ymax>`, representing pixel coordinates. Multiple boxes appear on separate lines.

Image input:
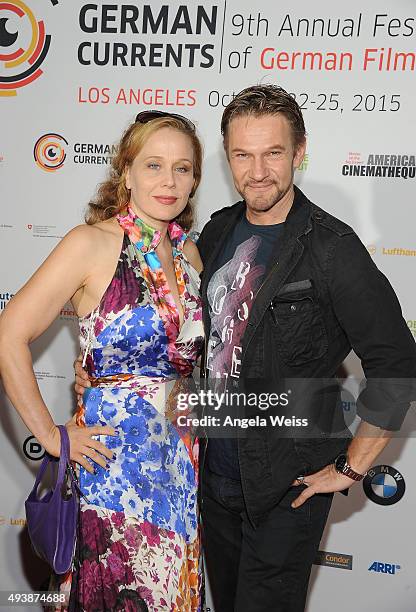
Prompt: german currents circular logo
<box><xmin>0</xmin><ymin>0</ymin><xmax>52</xmax><ymax>96</ymax></box>
<box><xmin>34</xmin><ymin>133</ymin><xmax>67</xmax><ymax>171</ymax></box>
<box><xmin>363</xmin><ymin>465</ymin><xmax>406</xmax><ymax>506</ymax></box>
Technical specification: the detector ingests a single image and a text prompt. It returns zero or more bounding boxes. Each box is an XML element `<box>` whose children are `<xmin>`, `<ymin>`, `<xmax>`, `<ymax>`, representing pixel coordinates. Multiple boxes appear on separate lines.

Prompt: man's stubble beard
<box><xmin>242</xmin><ymin>181</ymin><xmax>291</xmax><ymax>213</ymax></box>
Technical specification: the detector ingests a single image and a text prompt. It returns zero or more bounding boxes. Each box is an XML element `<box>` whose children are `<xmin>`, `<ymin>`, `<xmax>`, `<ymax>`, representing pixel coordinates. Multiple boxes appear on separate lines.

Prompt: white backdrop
<box><xmin>1</xmin><ymin>1</ymin><xmax>415</xmax><ymax>610</ymax></box>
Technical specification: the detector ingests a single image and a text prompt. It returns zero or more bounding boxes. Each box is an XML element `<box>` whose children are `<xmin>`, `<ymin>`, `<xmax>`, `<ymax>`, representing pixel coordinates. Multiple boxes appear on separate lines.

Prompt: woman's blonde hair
<box><xmin>85</xmin><ymin>116</ymin><xmax>202</xmax><ymax>231</ymax></box>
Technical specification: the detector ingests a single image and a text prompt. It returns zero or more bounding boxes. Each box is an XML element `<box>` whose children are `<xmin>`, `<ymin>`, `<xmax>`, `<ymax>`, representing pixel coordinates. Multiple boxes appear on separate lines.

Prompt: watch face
<box><xmin>335</xmin><ymin>454</ymin><xmax>347</xmax><ymax>472</ymax></box>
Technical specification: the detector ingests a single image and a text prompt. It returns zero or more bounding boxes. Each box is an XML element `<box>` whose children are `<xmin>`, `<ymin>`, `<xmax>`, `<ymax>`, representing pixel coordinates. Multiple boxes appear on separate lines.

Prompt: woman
<box><xmin>0</xmin><ymin>111</ymin><xmax>205</xmax><ymax>611</ymax></box>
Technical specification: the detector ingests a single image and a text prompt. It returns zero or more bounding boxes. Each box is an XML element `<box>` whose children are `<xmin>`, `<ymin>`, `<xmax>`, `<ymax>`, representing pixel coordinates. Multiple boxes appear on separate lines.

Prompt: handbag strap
<box><xmin>30</xmin><ymin>425</ymin><xmax>70</xmax><ymax>494</ymax></box>
<box><xmin>56</xmin><ymin>425</ymin><xmax>70</xmax><ymax>485</ymax></box>
<box><xmin>31</xmin><ymin>452</ymin><xmax>53</xmax><ymax>492</ymax></box>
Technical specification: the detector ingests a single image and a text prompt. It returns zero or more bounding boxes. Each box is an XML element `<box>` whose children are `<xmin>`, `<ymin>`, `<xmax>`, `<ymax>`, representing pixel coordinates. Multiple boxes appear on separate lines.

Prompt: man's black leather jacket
<box><xmin>196</xmin><ymin>185</ymin><xmax>416</xmax><ymax>525</ymax></box>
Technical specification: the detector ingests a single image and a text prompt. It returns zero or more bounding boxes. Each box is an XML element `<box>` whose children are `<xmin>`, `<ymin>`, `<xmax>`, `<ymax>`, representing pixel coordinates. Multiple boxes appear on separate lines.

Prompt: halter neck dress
<box><xmin>59</xmin><ymin>208</ymin><xmax>204</xmax><ymax>611</ymax></box>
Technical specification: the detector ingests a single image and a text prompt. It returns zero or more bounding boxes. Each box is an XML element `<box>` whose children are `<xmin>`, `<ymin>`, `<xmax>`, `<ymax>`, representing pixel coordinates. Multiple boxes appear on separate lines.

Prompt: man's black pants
<box><xmin>201</xmin><ymin>469</ymin><xmax>333</xmax><ymax>612</ymax></box>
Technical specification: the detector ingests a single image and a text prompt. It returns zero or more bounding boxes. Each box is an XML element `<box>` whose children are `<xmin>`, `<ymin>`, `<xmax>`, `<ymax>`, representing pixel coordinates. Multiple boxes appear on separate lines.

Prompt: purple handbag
<box><xmin>25</xmin><ymin>425</ymin><xmax>79</xmax><ymax>574</ymax></box>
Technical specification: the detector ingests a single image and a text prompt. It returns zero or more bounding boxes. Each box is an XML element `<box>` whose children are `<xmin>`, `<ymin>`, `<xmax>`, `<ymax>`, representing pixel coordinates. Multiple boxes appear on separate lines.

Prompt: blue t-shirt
<box><xmin>206</xmin><ymin>214</ymin><xmax>285</xmax><ymax>480</ymax></box>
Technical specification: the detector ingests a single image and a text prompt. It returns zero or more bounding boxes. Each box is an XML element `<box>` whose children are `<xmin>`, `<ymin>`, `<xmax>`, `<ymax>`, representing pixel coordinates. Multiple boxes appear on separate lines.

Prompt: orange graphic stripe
<box><xmin>0</xmin><ymin>48</ymin><xmax>24</xmax><ymax>61</ymax></box>
<box><xmin>28</xmin><ymin>19</ymin><xmax>45</xmax><ymax>65</ymax></box>
<box><xmin>40</xmin><ymin>139</ymin><xmax>65</xmax><ymax>164</ymax></box>
<box><xmin>0</xmin><ymin>2</ymin><xmax>24</xmax><ymax>15</ymax></box>
<box><xmin>5</xmin><ymin>0</ymin><xmax>38</xmax><ymax>68</ymax></box>
<box><xmin>0</xmin><ymin>2</ymin><xmax>24</xmax><ymax>62</ymax></box>
<box><xmin>0</xmin><ymin>67</ymin><xmax>42</xmax><ymax>88</ymax></box>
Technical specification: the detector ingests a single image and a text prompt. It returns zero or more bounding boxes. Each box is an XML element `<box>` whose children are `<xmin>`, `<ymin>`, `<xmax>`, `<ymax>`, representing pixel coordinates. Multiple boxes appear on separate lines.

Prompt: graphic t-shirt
<box><xmin>206</xmin><ymin>214</ymin><xmax>285</xmax><ymax>480</ymax></box>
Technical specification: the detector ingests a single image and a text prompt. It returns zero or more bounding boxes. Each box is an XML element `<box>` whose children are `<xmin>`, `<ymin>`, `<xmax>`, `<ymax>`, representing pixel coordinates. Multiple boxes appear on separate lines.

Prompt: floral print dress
<box><xmin>57</xmin><ymin>208</ymin><xmax>204</xmax><ymax>611</ymax></box>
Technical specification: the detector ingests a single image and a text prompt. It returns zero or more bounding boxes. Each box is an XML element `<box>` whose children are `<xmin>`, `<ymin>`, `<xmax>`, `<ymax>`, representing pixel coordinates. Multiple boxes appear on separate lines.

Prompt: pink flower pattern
<box><xmin>53</xmin><ymin>210</ymin><xmax>203</xmax><ymax>611</ymax></box>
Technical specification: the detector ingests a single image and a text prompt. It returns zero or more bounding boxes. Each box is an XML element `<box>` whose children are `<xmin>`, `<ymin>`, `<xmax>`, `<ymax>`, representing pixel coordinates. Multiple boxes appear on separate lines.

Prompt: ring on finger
<box><xmin>296</xmin><ymin>475</ymin><xmax>309</xmax><ymax>486</ymax></box>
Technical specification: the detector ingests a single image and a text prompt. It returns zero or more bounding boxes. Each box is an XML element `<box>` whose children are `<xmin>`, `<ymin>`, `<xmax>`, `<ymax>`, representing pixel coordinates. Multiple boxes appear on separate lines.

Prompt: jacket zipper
<box><xmin>269</xmin><ymin>303</ymin><xmax>277</xmax><ymax>325</ymax></box>
<box><xmin>241</xmin><ymin>229</ymin><xmax>311</xmax><ymax>367</ymax></box>
<box><xmin>255</xmin><ymin>261</ymin><xmax>280</xmax><ymax>302</ymax></box>
<box><xmin>199</xmin><ymin>330</ymin><xmax>209</xmax><ymax>512</ymax></box>
<box><xmin>235</xmin><ymin>259</ymin><xmax>280</xmax><ymax>528</ymax></box>
<box><xmin>240</xmin><ymin>260</ymin><xmax>280</xmax><ymax>367</ymax></box>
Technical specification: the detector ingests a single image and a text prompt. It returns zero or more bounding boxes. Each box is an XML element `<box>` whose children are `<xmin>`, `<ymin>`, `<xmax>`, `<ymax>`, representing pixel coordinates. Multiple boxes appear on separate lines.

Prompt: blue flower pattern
<box><xmin>77</xmin><ymin>215</ymin><xmax>204</xmax><ymax>545</ymax></box>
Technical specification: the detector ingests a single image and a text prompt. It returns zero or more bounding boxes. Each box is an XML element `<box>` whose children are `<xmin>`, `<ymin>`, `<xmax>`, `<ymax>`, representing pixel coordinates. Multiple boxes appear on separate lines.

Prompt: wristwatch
<box><xmin>334</xmin><ymin>453</ymin><xmax>366</xmax><ymax>482</ymax></box>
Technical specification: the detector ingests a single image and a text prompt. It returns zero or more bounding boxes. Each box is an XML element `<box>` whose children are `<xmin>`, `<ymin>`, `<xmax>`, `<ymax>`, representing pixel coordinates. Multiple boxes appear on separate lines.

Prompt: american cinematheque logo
<box><xmin>34</xmin><ymin>133</ymin><xmax>68</xmax><ymax>171</ymax></box>
<box><xmin>342</xmin><ymin>152</ymin><xmax>415</xmax><ymax>179</ymax></box>
<box><xmin>0</xmin><ymin>0</ymin><xmax>56</xmax><ymax>96</ymax></box>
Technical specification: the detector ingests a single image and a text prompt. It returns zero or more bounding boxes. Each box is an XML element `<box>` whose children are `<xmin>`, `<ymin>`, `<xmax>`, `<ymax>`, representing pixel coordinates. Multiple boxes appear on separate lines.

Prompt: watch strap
<box><xmin>335</xmin><ymin>453</ymin><xmax>366</xmax><ymax>482</ymax></box>
<box><xmin>341</xmin><ymin>464</ymin><xmax>365</xmax><ymax>481</ymax></box>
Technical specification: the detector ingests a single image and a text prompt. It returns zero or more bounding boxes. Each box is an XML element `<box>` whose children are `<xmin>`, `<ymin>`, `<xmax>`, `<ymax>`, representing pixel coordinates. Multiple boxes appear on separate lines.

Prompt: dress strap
<box><xmin>81</xmin><ymin>309</ymin><xmax>98</xmax><ymax>368</ymax></box>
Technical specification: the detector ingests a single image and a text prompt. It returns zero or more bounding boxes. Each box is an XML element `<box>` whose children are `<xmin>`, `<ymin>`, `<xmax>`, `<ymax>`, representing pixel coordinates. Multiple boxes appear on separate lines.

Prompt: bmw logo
<box><xmin>363</xmin><ymin>465</ymin><xmax>405</xmax><ymax>506</ymax></box>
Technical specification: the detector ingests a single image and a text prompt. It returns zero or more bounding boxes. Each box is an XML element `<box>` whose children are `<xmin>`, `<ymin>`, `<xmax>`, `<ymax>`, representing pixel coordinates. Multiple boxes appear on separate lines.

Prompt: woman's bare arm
<box><xmin>0</xmin><ymin>225</ymin><xmax>116</xmax><ymax>472</ymax></box>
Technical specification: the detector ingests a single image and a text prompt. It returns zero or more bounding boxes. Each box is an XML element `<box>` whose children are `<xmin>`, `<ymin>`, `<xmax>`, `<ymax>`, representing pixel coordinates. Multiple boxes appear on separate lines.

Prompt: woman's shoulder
<box><xmin>183</xmin><ymin>236</ymin><xmax>203</xmax><ymax>274</ymax></box>
<box><xmin>63</xmin><ymin>218</ymin><xmax>122</xmax><ymax>251</ymax></box>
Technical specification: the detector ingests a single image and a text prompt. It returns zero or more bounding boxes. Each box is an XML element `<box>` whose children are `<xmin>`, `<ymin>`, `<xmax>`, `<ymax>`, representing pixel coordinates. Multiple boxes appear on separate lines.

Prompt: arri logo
<box><xmin>363</xmin><ymin>465</ymin><xmax>406</xmax><ymax>506</ymax></box>
<box><xmin>0</xmin><ymin>0</ymin><xmax>56</xmax><ymax>96</ymax></box>
<box><xmin>368</xmin><ymin>561</ymin><xmax>401</xmax><ymax>575</ymax></box>
<box><xmin>34</xmin><ymin>133</ymin><xmax>68</xmax><ymax>171</ymax></box>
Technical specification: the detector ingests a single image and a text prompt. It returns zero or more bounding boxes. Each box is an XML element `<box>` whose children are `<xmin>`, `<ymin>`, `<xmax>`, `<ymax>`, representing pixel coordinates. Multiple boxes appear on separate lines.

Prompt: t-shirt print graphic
<box><xmin>206</xmin><ymin>235</ymin><xmax>265</xmax><ymax>380</ymax></box>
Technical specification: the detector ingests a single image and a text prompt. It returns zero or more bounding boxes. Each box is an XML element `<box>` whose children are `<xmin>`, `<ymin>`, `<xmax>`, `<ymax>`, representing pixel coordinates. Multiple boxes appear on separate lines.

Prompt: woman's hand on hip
<box><xmin>45</xmin><ymin>421</ymin><xmax>118</xmax><ymax>474</ymax></box>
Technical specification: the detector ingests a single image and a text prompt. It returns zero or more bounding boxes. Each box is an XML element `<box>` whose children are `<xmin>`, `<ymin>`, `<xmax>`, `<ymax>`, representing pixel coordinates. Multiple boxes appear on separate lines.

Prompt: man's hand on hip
<box><xmin>290</xmin><ymin>465</ymin><xmax>353</xmax><ymax>508</ymax></box>
<box><xmin>74</xmin><ymin>354</ymin><xmax>91</xmax><ymax>401</ymax></box>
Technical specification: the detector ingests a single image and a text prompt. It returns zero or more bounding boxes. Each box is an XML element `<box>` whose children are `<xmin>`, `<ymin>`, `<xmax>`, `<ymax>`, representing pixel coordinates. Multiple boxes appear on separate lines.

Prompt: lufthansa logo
<box><xmin>0</xmin><ymin>1</ymin><xmax>55</xmax><ymax>96</ymax></box>
<box><xmin>363</xmin><ymin>465</ymin><xmax>405</xmax><ymax>506</ymax></box>
<box><xmin>34</xmin><ymin>133</ymin><xmax>68</xmax><ymax>171</ymax></box>
<box><xmin>23</xmin><ymin>435</ymin><xmax>45</xmax><ymax>460</ymax></box>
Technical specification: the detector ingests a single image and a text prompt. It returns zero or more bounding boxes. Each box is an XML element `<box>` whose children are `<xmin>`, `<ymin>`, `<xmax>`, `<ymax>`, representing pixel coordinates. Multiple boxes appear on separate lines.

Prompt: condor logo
<box><xmin>368</xmin><ymin>561</ymin><xmax>401</xmax><ymax>575</ymax></box>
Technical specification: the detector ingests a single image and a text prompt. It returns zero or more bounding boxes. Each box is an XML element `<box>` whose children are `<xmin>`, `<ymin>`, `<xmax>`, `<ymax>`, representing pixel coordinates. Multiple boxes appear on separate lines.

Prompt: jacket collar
<box><xmin>277</xmin><ymin>185</ymin><xmax>312</xmax><ymax>237</ymax></box>
<box><xmin>201</xmin><ymin>185</ymin><xmax>313</xmax><ymax>297</ymax></box>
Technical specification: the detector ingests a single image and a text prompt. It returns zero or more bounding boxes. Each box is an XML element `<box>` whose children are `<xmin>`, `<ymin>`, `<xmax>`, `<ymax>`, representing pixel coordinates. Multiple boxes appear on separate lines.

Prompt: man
<box><xmin>76</xmin><ymin>85</ymin><xmax>416</xmax><ymax>611</ymax></box>
<box><xmin>195</xmin><ymin>84</ymin><xmax>416</xmax><ymax>612</ymax></box>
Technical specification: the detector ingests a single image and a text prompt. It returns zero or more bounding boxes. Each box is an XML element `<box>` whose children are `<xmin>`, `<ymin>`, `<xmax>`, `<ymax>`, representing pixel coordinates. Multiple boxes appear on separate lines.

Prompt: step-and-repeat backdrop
<box><xmin>1</xmin><ymin>1</ymin><xmax>415</xmax><ymax>610</ymax></box>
